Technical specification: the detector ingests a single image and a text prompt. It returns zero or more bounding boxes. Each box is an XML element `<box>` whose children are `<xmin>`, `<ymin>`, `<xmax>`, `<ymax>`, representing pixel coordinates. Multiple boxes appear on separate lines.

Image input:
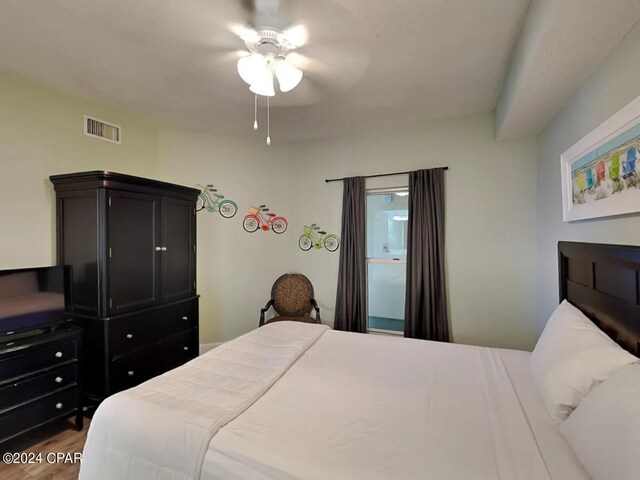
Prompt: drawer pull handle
<box><xmin>183</xmin><ymin>346</ymin><xmax>189</xmax><ymax>351</ymax></box>
<box><xmin>55</xmin><ymin>376</ymin><xmax>63</xmax><ymax>384</ymax></box>
<box><xmin>126</xmin><ymin>333</ymin><xmax>133</xmax><ymax>339</ymax></box>
<box><xmin>182</xmin><ymin>316</ymin><xmax>188</xmax><ymax>320</ymax></box>
<box><xmin>55</xmin><ymin>402</ymin><xmax>64</xmax><ymax>410</ymax></box>
<box><xmin>128</xmin><ymin>370</ymin><xmax>135</xmax><ymax>376</ymax></box>
<box><xmin>55</xmin><ymin>351</ymin><xmax>63</xmax><ymax>359</ymax></box>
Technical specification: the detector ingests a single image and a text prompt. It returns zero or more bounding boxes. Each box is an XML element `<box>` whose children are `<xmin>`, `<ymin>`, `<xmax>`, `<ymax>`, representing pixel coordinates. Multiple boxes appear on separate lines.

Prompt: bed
<box><xmin>79</xmin><ymin>242</ymin><xmax>640</xmax><ymax>479</ymax></box>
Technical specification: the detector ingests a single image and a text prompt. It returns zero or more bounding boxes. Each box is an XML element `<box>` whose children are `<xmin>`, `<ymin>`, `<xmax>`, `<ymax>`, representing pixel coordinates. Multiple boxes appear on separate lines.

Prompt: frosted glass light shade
<box><xmin>237</xmin><ymin>53</ymin><xmax>267</xmax><ymax>86</ymax></box>
<box><xmin>274</xmin><ymin>59</ymin><xmax>303</xmax><ymax>92</ymax></box>
<box><xmin>249</xmin><ymin>69</ymin><xmax>275</xmax><ymax>97</ymax></box>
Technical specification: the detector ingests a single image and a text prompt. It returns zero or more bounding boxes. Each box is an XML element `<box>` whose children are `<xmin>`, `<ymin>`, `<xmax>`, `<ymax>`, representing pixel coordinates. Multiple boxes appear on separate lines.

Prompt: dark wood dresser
<box><xmin>0</xmin><ymin>326</ymin><xmax>83</xmax><ymax>448</ymax></box>
<box><xmin>50</xmin><ymin>171</ymin><xmax>200</xmax><ymax>402</ymax></box>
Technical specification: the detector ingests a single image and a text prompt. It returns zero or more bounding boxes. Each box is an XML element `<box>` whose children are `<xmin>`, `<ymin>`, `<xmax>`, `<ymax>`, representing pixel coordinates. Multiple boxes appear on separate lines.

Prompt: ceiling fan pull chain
<box><xmin>266</xmin><ymin>96</ymin><xmax>271</xmax><ymax>146</ymax></box>
<box><xmin>253</xmin><ymin>94</ymin><xmax>259</xmax><ymax>130</ymax></box>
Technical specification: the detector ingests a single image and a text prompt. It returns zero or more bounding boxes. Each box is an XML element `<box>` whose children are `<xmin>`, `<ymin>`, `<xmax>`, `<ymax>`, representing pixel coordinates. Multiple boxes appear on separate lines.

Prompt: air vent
<box><xmin>84</xmin><ymin>115</ymin><xmax>121</xmax><ymax>144</ymax></box>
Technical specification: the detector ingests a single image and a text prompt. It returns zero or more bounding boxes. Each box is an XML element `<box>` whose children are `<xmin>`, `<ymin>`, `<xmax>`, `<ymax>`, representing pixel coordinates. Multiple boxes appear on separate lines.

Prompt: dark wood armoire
<box><xmin>50</xmin><ymin>171</ymin><xmax>199</xmax><ymax>402</ymax></box>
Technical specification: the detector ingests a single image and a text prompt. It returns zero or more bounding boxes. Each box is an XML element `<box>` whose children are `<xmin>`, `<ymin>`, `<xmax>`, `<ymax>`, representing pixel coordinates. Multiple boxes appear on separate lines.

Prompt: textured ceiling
<box><xmin>0</xmin><ymin>0</ymin><xmax>530</xmax><ymax>142</ymax></box>
<box><xmin>496</xmin><ymin>0</ymin><xmax>640</xmax><ymax>140</ymax></box>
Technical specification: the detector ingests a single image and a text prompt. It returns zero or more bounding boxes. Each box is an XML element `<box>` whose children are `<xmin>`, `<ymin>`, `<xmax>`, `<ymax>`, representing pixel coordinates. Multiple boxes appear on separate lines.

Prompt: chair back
<box><xmin>272</xmin><ymin>274</ymin><xmax>314</xmax><ymax>317</ymax></box>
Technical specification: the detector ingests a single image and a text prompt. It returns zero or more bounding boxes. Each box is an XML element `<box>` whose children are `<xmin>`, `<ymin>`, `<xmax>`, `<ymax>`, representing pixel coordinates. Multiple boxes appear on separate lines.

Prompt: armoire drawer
<box><xmin>109</xmin><ymin>299</ymin><xmax>197</xmax><ymax>360</ymax></box>
<box><xmin>0</xmin><ymin>363</ymin><xmax>78</xmax><ymax>412</ymax></box>
<box><xmin>111</xmin><ymin>330</ymin><xmax>196</xmax><ymax>393</ymax></box>
<box><xmin>0</xmin><ymin>341</ymin><xmax>77</xmax><ymax>381</ymax></box>
<box><xmin>0</xmin><ymin>387</ymin><xmax>78</xmax><ymax>444</ymax></box>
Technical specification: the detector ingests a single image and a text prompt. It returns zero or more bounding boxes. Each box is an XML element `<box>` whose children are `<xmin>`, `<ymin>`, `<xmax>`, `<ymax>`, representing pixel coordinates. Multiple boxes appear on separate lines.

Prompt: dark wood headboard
<box><xmin>558</xmin><ymin>242</ymin><xmax>640</xmax><ymax>356</ymax></box>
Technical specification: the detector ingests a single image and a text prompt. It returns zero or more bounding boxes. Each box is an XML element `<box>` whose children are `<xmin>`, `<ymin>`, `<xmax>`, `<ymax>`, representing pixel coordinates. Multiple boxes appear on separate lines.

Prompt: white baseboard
<box><xmin>199</xmin><ymin>342</ymin><xmax>224</xmax><ymax>355</ymax></box>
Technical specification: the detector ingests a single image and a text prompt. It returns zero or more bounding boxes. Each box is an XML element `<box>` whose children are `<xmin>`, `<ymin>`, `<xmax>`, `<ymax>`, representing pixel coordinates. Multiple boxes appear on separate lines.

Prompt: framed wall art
<box><xmin>561</xmin><ymin>95</ymin><xmax>640</xmax><ymax>222</ymax></box>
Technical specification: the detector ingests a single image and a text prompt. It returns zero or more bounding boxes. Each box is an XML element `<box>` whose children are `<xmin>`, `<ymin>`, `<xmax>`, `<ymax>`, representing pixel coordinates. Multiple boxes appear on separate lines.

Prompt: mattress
<box><xmin>80</xmin><ymin>322</ymin><xmax>330</xmax><ymax>480</ymax></box>
<box><xmin>202</xmin><ymin>331</ymin><xmax>590</xmax><ymax>480</ymax></box>
<box><xmin>81</xmin><ymin>323</ymin><xmax>590</xmax><ymax>480</ymax></box>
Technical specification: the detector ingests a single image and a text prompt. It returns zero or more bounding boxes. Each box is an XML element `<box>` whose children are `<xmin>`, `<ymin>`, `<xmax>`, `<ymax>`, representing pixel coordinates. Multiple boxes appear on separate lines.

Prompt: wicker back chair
<box><xmin>259</xmin><ymin>273</ymin><xmax>321</xmax><ymax>326</ymax></box>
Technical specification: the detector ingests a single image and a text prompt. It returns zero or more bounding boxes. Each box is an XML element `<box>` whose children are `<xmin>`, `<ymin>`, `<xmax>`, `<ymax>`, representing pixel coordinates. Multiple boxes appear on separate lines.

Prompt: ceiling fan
<box><xmin>229</xmin><ymin>0</ymin><xmax>369</xmax><ymax>144</ymax></box>
<box><xmin>235</xmin><ymin>23</ymin><xmax>305</xmax><ymax>96</ymax></box>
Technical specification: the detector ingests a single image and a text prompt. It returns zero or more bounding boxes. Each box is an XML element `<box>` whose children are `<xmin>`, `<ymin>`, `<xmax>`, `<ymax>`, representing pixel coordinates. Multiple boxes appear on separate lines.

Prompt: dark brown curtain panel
<box><xmin>404</xmin><ymin>168</ymin><xmax>450</xmax><ymax>341</ymax></box>
<box><xmin>334</xmin><ymin>176</ymin><xmax>367</xmax><ymax>333</ymax></box>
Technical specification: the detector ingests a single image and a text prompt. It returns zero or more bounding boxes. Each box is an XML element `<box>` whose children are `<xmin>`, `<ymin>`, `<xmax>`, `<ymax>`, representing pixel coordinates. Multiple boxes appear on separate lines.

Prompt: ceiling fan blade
<box><xmin>281</xmin><ymin>22</ymin><xmax>309</xmax><ymax>48</ymax></box>
<box><xmin>277</xmin><ymin>0</ymin><xmax>370</xmax><ymax>89</ymax></box>
<box><xmin>284</xmin><ymin>0</ymin><xmax>361</xmax><ymax>43</ymax></box>
<box><xmin>269</xmin><ymin>78</ymin><xmax>322</xmax><ymax>107</ymax></box>
<box><xmin>240</xmin><ymin>0</ymin><xmax>257</xmax><ymax>16</ymax></box>
<box><xmin>289</xmin><ymin>46</ymin><xmax>370</xmax><ymax>90</ymax></box>
<box><xmin>252</xmin><ymin>0</ymin><xmax>282</xmax><ymax>17</ymax></box>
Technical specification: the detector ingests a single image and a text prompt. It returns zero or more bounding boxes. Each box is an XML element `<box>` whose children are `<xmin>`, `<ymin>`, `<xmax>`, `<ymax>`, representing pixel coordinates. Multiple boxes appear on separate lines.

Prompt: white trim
<box><xmin>199</xmin><ymin>342</ymin><xmax>224</xmax><ymax>355</ymax></box>
<box><xmin>367</xmin><ymin>328</ymin><xmax>404</xmax><ymax>336</ymax></box>
<box><xmin>365</xmin><ymin>187</ymin><xmax>409</xmax><ymax>331</ymax></box>
<box><xmin>561</xmin><ymin>94</ymin><xmax>640</xmax><ymax>222</ymax></box>
<box><xmin>366</xmin><ymin>258</ymin><xmax>406</xmax><ymax>264</ymax></box>
<box><xmin>366</xmin><ymin>186</ymin><xmax>409</xmax><ymax>195</ymax></box>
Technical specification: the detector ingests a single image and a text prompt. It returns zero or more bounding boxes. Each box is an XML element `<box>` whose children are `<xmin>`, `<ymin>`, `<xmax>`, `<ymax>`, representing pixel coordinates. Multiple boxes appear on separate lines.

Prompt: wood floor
<box><xmin>0</xmin><ymin>417</ymin><xmax>89</xmax><ymax>480</ymax></box>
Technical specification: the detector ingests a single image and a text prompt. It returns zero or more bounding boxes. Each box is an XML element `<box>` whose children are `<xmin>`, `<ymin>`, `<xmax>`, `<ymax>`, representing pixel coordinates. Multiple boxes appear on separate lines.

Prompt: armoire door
<box><xmin>107</xmin><ymin>190</ymin><xmax>161</xmax><ymax>314</ymax></box>
<box><xmin>160</xmin><ymin>196</ymin><xmax>195</xmax><ymax>302</ymax></box>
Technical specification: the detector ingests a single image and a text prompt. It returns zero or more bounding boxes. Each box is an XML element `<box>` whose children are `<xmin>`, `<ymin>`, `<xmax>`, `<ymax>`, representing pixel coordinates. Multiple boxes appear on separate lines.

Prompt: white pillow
<box><xmin>560</xmin><ymin>364</ymin><xmax>640</xmax><ymax>480</ymax></box>
<box><xmin>530</xmin><ymin>300</ymin><xmax>638</xmax><ymax>422</ymax></box>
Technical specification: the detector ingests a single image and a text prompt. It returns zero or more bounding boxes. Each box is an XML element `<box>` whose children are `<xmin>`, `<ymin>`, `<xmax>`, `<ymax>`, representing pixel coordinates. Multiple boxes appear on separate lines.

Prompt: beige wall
<box><xmin>0</xmin><ymin>72</ymin><xmax>158</xmax><ymax>269</ymax></box>
<box><xmin>289</xmin><ymin>113</ymin><xmax>538</xmax><ymax>350</ymax></box>
<box><xmin>0</xmin><ymin>71</ymin><xmax>293</xmax><ymax>345</ymax></box>
<box><xmin>0</xmin><ymin>71</ymin><xmax>539</xmax><ymax>350</ymax></box>
<box><xmin>154</xmin><ymin>128</ymin><xmax>294</xmax><ymax>343</ymax></box>
<box><xmin>536</xmin><ymin>21</ymin><xmax>640</xmax><ymax>330</ymax></box>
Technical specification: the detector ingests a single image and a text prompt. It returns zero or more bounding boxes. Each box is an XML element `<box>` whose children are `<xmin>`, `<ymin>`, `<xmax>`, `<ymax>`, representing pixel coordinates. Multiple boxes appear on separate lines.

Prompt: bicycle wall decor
<box><xmin>196</xmin><ymin>184</ymin><xmax>238</xmax><ymax>218</ymax></box>
<box><xmin>298</xmin><ymin>224</ymin><xmax>340</xmax><ymax>252</ymax></box>
<box><xmin>243</xmin><ymin>205</ymin><xmax>288</xmax><ymax>234</ymax></box>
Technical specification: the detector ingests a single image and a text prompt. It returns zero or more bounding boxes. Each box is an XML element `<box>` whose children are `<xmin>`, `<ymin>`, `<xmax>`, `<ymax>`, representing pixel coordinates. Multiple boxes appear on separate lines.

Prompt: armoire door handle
<box><xmin>161</xmin><ymin>247</ymin><xmax>167</xmax><ymax>251</ymax></box>
<box><xmin>155</xmin><ymin>246</ymin><xmax>162</xmax><ymax>251</ymax></box>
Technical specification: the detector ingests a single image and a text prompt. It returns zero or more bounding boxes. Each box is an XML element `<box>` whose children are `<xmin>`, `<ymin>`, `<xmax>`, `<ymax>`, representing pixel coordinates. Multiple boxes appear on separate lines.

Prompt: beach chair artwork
<box><xmin>585</xmin><ymin>168</ymin><xmax>595</xmax><ymax>190</ymax></box>
<box><xmin>575</xmin><ymin>171</ymin><xmax>587</xmax><ymax>192</ymax></box>
<box><xmin>562</xmin><ymin>95</ymin><xmax>640</xmax><ymax>222</ymax></box>
<box><xmin>609</xmin><ymin>152</ymin><xmax>621</xmax><ymax>181</ymax></box>
<box><xmin>623</xmin><ymin>147</ymin><xmax>637</xmax><ymax>178</ymax></box>
<box><xmin>596</xmin><ymin>160</ymin><xmax>606</xmax><ymax>183</ymax></box>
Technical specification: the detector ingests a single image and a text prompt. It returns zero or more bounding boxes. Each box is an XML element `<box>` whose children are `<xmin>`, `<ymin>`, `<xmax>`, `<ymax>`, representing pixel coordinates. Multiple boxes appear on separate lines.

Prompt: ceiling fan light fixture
<box><xmin>237</xmin><ymin>53</ymin><xmax>268</xmax><ymax>86</ymax></box>
<box><xmin>249</xmin><ymin>69</ymin><xmax>276</xmax><ymax>97</ymax></box>
<box><xmin>274</xmin><ymin>58</ymin><xmax>303</xmax><ymax>93</ymax></box>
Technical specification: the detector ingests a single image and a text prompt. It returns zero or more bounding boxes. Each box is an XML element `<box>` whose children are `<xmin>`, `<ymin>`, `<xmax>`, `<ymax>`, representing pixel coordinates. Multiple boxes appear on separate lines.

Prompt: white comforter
<box><xmin>81</xmin><ymin>323</ymin><xmax>590</xmax><ymax>480</ymax></box>
<box><xmin>80</xmin><ymin>322</ymin><xmax>329</xmax><ymax>480</ymax></box>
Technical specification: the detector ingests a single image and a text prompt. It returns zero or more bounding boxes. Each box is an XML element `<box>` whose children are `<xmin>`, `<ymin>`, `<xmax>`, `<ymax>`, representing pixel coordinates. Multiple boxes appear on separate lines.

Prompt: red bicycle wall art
<box><xmin>242</xmin><ymin>205</ymin><xmax>288</xmax><ymax>234</ymax></box>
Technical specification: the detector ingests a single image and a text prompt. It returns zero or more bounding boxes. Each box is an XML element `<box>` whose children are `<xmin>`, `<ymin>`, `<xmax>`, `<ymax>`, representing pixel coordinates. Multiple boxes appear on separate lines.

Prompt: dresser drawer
<box><xmin>111</xmin><ymin>330</ymin><xmax>196</xmax><ymax>393</ymax></box>
<box><xmin>109</xmin><ymin>299</ymin><xmax>197</xmax><ymax>360</ymax></box>
<box><xmin>0</xmin><ymin>364</ymin><xmax>77</xmax><ymax>412</ymax></box>
<box><xmin>0</xmin><ymin>341</ymin><xmax>77</xmax><ymax>381</ymax></box>
<box><xmin>0</xmin><ymin>387</ymin><xmax>78</xmax><ymax>443</ymax></box>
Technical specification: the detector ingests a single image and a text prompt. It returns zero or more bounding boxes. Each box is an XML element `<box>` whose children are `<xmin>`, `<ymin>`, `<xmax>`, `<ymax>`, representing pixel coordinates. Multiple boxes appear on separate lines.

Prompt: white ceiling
<box><xmin>0</xmin><ymin>0</ymin><xmax>529</xmax><ymax>142</ymax></box>
<box><xmin>496</xmin><ymin>0</ymin><xmax>640</xmax><ymax>140</ymax></box>
<box><xmin>0</xmin><ymin>0</ymin><xmax>637</xmax><ymax>142</ymax></box>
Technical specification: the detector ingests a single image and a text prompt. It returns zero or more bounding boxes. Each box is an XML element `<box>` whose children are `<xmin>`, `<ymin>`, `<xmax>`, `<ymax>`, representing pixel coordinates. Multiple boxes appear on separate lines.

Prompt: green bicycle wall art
<box><xmin>298</xmin><ymin>224</ymin><xmax>340</xmax><ymax>252</ymax></box>
<box><xmin>195</xmin><ymin>184</ymin><xmax>238</xmax><ymax>218</ymax></box>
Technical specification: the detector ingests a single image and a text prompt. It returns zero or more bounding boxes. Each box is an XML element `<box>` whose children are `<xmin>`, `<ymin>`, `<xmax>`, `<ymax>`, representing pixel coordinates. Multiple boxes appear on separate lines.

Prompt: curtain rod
<box><xmin>325</xmin><ymin>166</ymin><xmax>449</xmax><ymax>183</ymax></box>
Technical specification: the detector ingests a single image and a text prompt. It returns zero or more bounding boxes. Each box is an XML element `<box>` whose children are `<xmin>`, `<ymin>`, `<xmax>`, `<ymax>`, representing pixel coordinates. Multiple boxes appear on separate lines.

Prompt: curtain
<box><xmin>334</xmin><ymin>176</ymin><xmax>367</xmax><ymax>333</ymax></box>
<box><xmin>404</xmin><ymin>168</ymin><xmax>449</xmax><ymax>341</ymax></box>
